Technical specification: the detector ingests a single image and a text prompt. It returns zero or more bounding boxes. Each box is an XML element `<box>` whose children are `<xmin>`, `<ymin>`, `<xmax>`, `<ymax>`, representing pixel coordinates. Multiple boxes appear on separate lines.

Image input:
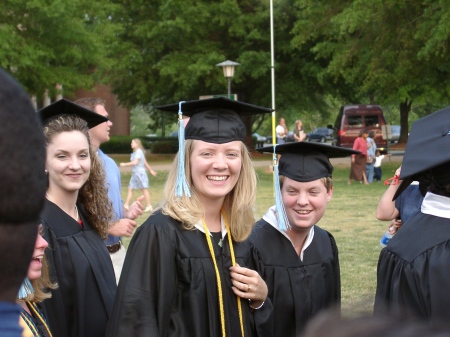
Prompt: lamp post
<box><xmin>216</xmin><ymin>60</ymin><xmax>240</xmax><ymax>99</ymax></box>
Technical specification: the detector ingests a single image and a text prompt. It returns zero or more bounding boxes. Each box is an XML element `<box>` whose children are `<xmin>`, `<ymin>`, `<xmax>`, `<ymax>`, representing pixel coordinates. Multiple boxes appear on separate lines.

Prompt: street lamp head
<box><xmin>216</xmin><ymin>60</ymin><xmax>240</xmax><ymax>78</ymax></box>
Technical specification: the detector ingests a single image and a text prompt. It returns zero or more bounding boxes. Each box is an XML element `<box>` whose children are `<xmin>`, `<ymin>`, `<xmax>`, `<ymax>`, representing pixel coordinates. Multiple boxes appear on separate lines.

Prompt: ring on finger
<box><xmin>247</xmin><ymin>284</ymin><xmax>251</xmax><ymax>292</ymax></box>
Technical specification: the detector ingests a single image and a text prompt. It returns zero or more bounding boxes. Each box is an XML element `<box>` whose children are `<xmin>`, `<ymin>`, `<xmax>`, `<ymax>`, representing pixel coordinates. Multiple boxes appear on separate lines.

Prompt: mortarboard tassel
<box><xmin>17</xmin><ymin>277</ymin><xmax>34</xmax><ymax>300</ymax></box>
<box><xmin>175</xmin><ymin>101</ymin><xmax>191</xmax><ymax>197</ymax></box>
<box><xmin>273</xmin><ymin>150</ymin><xmax>291</xmax><ymax>231</ymax></box>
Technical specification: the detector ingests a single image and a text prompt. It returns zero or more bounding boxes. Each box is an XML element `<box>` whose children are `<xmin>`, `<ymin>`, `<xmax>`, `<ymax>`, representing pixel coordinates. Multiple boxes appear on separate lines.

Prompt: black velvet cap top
<box><xmin>393</xmin><ymin>106</ymin><xmax>450</xmax><ymax>200</ymax></box>
<box><xmin>157</xmin><ymin>97</ymin><xmax>273</xmax><ymax>143</ymax></box>
<box><xmin>257</xmin><ymin>142</ymin><xmax>360</xmax><ymax>182</ymax></box>
<box><xmin>37</xmin><ymin>98</ymin><xmax>108</xmax><ymax>129</ymax></box>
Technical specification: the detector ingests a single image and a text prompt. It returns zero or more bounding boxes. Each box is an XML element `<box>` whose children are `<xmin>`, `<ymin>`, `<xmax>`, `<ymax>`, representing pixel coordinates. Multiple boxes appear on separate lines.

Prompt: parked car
<box><xmin>266</xmin><ymin>131</ymin><xmax>295</xmax><ymax>144</ymax></box>
<box><xmin>334</xmin><ymin>104</ymin><xmax>387</xmax><ymax>152</ymax></box>
<box><xmin>168</xmin><ymin>131</ymin><xmax>178</xmax><ymax>138</ymax></box>
<box><xmin>389</xmin><ymin>125</ymin><xmax>400</xmax><ymax>143</ymax></box>
<box><xmin>253</xmin><ymin>133</ymin><xmax>267</xmax><ymax>147</ymax></box>
<box><xmin>305</xmin><ymin>127</ymin><xmax>334</xmax><ymax>143</ymax></box>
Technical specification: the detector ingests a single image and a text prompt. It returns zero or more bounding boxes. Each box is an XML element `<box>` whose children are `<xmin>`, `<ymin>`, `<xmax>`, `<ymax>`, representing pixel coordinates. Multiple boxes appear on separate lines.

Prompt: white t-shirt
<box><xmin>276</xmin><ymin>124</ymin><xmax>285</xmax><ymax>138</ymax></box>
<box><xmin>374</xmin><ymin>155</ymin><xmax>385</xmax><ymax>168</ymax></box>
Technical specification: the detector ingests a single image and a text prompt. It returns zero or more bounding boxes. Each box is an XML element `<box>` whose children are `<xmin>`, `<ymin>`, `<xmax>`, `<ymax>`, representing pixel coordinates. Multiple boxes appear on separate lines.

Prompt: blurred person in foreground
<box><xmin>0</xmin><ymin>68</ymin><xmax>47</xmax><ymax>337</ymax></box>
<box><xmin>74</xmin><ymin>97</ymin><xmax>144</xmax><ymax>283</ymax></box>
<box><xmin>107</xmin><ymin>97</ymin><xmax>273</xmax><ymax>336</ymax></box>
<box><xmin>300</xmin><ymin>309</ymin><xmax>450</xmax><ymax>337</ymax></box>
<box><xmin>17</xmin><ymin>224</ymin><xmax>57</xmax><ymax>337</ymax></box>
<box><xmin>375</xmin><ymin>106</ymin><xmax>450</xmax><ymax>321</ymax></box>
<box><xmin>250</xmin><ymin>142</ymin><xmax>359</xmax><ymax>337</ymax></box>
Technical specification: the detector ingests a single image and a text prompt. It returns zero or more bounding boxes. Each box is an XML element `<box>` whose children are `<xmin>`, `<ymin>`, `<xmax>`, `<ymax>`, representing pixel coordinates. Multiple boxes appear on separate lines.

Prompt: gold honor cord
<box><xmin>202</xmin><ymin>210</ymin><xmax>245</xmax><ymax>337</ymax></box>
<box><xmin>221</xmin><ymin>210</ymin><xmax>245</xmax><ymax>337</ymax></box>
<box><xmin>21</xmin><ymin>301</ymin><xmax>54</xmax><ymax>337</ymax></box>
<box><xmin>20</xmin><ymin>312</ymin><xmax>39</xmax><ymax>337</ymax></box>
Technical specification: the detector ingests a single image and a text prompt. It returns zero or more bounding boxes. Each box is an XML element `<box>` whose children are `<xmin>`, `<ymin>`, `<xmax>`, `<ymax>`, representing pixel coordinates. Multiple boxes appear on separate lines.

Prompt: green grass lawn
<box><xmin>118</xmin><ymin>156</ymin><xmax>401</xmax><ymax>318</ymax></box>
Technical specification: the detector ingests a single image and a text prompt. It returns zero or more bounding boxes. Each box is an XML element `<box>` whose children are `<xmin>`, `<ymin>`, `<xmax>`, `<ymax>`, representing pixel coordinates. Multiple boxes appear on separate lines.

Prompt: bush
<box><xmin>150</xmin><ymin>140</ymin><xmax>178</xmax><ymax>154</ymax></box>
<box><xmin>100</xmin><ymin>136</ymin><xmax>135</xmax><ymax>154</ymax></box>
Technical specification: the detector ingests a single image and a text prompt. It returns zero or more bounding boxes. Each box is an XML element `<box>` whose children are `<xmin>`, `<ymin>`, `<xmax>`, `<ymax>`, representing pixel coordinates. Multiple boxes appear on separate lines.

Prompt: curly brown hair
<box><xmin>43</xmin><ymin>115</ymin><xmax>113</xmax><ymax>238</ymax></box>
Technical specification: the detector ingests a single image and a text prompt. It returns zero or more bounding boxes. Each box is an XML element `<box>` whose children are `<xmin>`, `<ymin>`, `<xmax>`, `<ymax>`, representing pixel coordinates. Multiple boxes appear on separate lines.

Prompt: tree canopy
<box><xmin>1</xmin><ymin>0</ymin><xmax>120</xmax><ymax>98</ymax></box>
<box><xmin>3</xmin><ymin>0</ymin><xmax>450</xmax><ymax>139</ymax></box>
<box><xmin>291</xmin><ymin>0</ymin><xmax>450</xmax><ymax>141</ymax></box>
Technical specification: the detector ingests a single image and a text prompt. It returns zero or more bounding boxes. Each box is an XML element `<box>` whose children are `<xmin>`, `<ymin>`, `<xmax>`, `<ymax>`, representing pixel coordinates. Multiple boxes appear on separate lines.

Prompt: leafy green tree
<box><xmin>109</xmin><ymin>0</ymin><xmax>339</xmax><ymax>140</ymax></box>
<box><xmin>292</xmin><ymin>0</ymin><xmax>450</xmax><ymax>143</ymax></box>
<box><xmin>1</xmin><ymin>0</ymin><xmax>121</xmax><ymax>98</ymax></box>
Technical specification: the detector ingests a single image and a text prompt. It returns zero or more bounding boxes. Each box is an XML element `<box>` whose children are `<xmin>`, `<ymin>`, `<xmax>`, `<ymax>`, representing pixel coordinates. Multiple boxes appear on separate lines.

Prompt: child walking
<box><xmin>120</xmin><ymin>139</ymin><xmax>156</xmax><ymax>212</ymax></box>
<box><xmin>374</xmin><ymin>150</ymin><xmax>391</xmax><ymax>182</ymax></box>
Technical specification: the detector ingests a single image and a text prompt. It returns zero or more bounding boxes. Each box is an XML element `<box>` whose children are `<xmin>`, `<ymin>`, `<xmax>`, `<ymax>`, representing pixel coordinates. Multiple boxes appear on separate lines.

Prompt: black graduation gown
<box><xmin>374</xmin><ymin>212</ymin><xmax>450</xmax><ymax>320</ymax></box>
<box><xmin>41</xmin><ymin>200</ymin><xmax>116</xmax><ymax>337</ymax></box>
<box><xmin>106</xmin><ymin>210</ymin><xmax>272</xmax><ymax>337</ymax></box>
<box><xmin>249</xmin><ymin>220</ymin><xmax>341</xmax><ymax>337</ymax></box>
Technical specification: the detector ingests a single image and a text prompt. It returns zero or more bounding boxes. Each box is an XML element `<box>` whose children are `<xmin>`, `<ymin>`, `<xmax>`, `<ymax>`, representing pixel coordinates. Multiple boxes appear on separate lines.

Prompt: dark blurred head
<box><xmin>0</xmin><ymin>68</ymin><xmax>47</xmax><ymax>302</ymax></box>
<box><xmin>368</xmin><ymin>130</ymin><xmax>375</xmax><ymax>138</ymax></box>
<box><xmin>301</xmin><ymin>310</ymin><xmax>450</xmax><ymax>337</ymax></box>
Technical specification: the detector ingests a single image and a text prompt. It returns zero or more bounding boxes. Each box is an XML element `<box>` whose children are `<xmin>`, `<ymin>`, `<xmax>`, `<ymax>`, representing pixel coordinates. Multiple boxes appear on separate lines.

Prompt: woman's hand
<box><xmin>119</xmin><ymin>162</ymin><xmax>125</xmax><ymax>167</ymax></box>
<box><xmin>229</xmin><ymin>264</ymin><xmax>267</xmax><ymax>308</ymax></box>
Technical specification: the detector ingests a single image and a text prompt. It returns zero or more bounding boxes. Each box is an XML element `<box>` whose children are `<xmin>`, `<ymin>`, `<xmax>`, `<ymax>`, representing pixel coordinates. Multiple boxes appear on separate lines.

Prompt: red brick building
<box><xmin>71</xmin><ymin>84</ymin><xmax>130</xmax><ymax>136</ymax></box>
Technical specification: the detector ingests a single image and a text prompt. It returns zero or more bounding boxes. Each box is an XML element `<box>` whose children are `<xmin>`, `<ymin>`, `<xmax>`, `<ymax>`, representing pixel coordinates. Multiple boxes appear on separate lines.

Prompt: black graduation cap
<box><xmin>157</xmin><ymin>97</ymin><xmax>273</xmax><ymax>144</ymax></box>
<box><xmin>157</xmin><ymin>97</ymin><xmax>273</xmax><ymax>197</ymax></box>
<box><xmin>258</xmin><ymin>142</ymin><xmax>360</xmax><ymax>182</ymax></box>
<box><xmin>37</xmin><ymin>98</ymin><xmax>108</xmax><ymax>129</ymax></box>
<box><xmin>393</xmin><ymin>106</ymin><xmax>450</xmax><ymax>200</ymax></box>
<box><xmin>257</xmin><ymin>142</ymin><xmax>360</xmax><ymax>231</ymax></box>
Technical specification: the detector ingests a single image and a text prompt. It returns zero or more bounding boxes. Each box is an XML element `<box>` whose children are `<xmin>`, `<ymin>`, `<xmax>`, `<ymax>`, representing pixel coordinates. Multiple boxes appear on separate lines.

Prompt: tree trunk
<box><xmin>399</xmin><ymin>99</ymin><xmax>412</xmax><ymax>144</ymax></box>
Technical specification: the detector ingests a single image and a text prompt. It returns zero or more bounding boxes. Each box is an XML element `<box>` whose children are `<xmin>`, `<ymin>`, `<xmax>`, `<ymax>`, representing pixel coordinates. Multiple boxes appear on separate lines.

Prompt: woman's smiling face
<box><xmin>189</xmin><ymin>140</ymin><xmax>242</xmax><ymax>205</ymax></box>
<box><xmin>45</xmin><ymin>131</ymin><xmax>90</xmax><ymax>194</ymax></box>
<box><xmin>27</xmin><ymin>225</ymin><xmax>48</xmax><ymax>281</ymax></box>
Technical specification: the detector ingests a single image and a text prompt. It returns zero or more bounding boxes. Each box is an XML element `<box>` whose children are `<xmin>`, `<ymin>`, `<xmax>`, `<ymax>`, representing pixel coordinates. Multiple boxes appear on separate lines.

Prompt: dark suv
<box><xmin>306</xmin><ymin>127</ymin><xmax>335</xmax><ymax>143</ymax></box>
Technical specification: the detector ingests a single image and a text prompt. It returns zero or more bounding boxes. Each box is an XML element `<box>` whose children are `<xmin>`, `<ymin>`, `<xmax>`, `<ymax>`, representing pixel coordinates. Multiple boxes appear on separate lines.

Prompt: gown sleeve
<box><xmin>374</xmin><ymin>212</ymin><xmax>450</xmax><ymax>320</ymax></box>
<box><xmin>106</xmin><ymin>218</ymin><xmax>177</xmax><ymax>336</ymax></box>
<box><xmin>248</xmin><ymin>244</ymin><xmax>273</xmax><ymax>337</ymax></box>
<box><xmin>41</xmin><ymin>221</ymin><xmax>72</xmax><ymax>337</ymax></box>
<box><xmin>328</xmin><ymin>232</ymin><xmax>341</xmax><ymax>307</ymax></box>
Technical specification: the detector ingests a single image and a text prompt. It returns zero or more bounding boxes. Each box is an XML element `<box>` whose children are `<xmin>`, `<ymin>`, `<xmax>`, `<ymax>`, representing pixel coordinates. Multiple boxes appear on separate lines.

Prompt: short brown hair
<box><xmin>74</xmin><ymin>97</ymin><xmax>105</xmax><ymax>112</ymax></box>
<box><xmin>279</xmin><ymin>175</ymin><xmax>333</xmax><ymax>192</ymax></box>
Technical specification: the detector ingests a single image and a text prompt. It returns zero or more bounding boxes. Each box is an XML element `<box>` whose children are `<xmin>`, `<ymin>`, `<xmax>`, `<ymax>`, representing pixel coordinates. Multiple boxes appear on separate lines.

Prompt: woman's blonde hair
<box><xmin>18</xmin><ymin>254</ymin><xmax>57</xmax><ymax>303</ymax></box>
<box><xmin>162</xmin><ymin>139</ymin><xmax>257</xmax><ymax>242</ymax></box>
<box><xmin>133</xmin><ymin>138</ymin><xmax>145</xmax><ymax>152</ymax></box>
<box><xmin>43</xmin><ymin>115</ymin><xmax>113</xmax><ymax>239</ymax></box>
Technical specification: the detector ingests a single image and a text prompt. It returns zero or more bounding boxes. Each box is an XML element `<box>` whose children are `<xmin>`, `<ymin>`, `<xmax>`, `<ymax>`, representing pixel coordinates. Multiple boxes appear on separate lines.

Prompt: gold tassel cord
<box><xmin>202</xmin><ymin>211</ymin><xmax>245</xmax><ymax>337</ymax></box>
<box><xmin>26</xmin><ymin>301</ymin><xmax>53</xmax><ymax>337</ymax></box>
<box><xmin>222</xmin><ymin>210</ymin><xmax>245</xmax><ymax>337</ymax></box>
<box><xmin>202</xmin><ymin>219</ymin><xmax>226</xmax><ymax>337</ymax></box>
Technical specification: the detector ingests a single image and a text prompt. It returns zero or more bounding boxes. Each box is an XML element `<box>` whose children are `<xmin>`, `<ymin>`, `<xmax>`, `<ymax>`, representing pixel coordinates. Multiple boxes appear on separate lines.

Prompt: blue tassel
<box><xmin>17</xmin><ymin>277</ymin><xmax>34</xmax><ymax>300</ymax></box>
<box><xmin>175</xmin><ymin>101</ymin><xmax>191</xmax><ymax>197</ymax></box>
<box><xmin>273</xmin><ymin>150</ymin><xmax>290</xmax><ymax>231</ymax></box>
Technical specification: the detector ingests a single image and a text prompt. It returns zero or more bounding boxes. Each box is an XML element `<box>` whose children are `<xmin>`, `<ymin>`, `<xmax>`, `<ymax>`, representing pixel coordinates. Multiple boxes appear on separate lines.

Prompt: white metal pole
<box><xmin>270</xmin><ymin>0</ymin><xmax>276</xmax><ymax>146</ymax></box>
